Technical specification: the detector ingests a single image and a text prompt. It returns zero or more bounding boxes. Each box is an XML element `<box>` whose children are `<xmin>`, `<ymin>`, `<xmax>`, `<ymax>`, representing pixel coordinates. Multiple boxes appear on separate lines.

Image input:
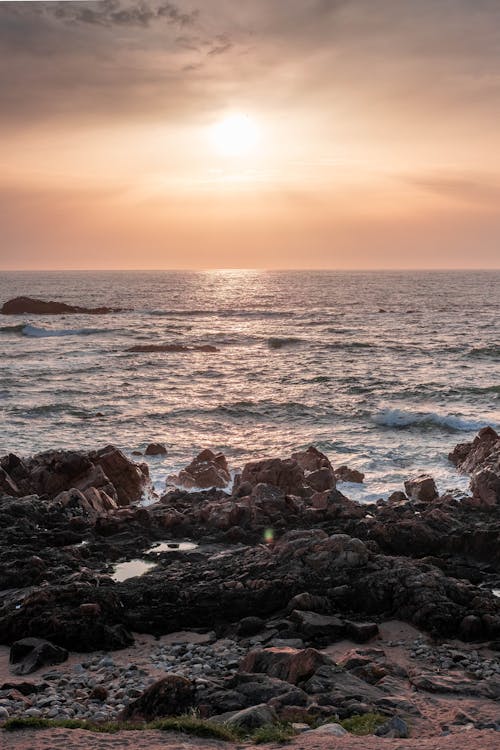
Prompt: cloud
<box><xmin>407</xmin><ymin>172</ymin><xmax>500</xmax><ymax>208</ymax></box>
<box><xmin>50</xmin><ymin>1</ymin><xmax>198</xmax><ymax>29</ymax></box>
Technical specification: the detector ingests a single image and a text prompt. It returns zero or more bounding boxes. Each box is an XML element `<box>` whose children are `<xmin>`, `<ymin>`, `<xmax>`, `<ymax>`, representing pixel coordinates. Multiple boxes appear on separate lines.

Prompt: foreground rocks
<box><xmin>0</xmin><ymin>429</ymin><xmax>499</xmax><ymax>742</ymax></box>
<box><xmin>1</xmin><ymin>296</ymin><xmax>123</xmax><ymax>315</ymax></box>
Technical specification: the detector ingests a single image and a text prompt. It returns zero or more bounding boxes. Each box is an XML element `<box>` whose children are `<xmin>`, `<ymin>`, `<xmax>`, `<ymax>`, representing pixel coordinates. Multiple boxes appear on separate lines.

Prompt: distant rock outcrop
<box><xmin>1</xmin><ymin>296</ymin><xmax>123</xmax><ymax>315</ymax></box>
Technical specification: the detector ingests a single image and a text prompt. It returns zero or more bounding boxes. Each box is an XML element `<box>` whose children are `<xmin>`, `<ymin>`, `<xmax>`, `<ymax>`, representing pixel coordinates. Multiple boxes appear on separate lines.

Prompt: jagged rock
<box><xmin>120</xmin><ymin>675</ymin><xmax>195</xmax><ymax>719</ymax></box>
<box><xmin>404</xmin><ymin>475</ymin><xmax>438</xmax><ymax>502</ymax></box>
<box><xmin>223</xmin><ymin>703</ymin><xmax>278</xmax><ymax>730</ymax></box>
<box><xmin>291</xmin><ymin>446</ymin><xmax>332</xmax><ymax>473</ymax></box>
<box><xmin>289</xmin><ymin>610</ymin><xmax>346</xmax><ymax>641</ymax></box>
<box><xmin>9</xmin><ymin>638</ymin><xmax>68</xmax><ymax>675</ymax></box>
<box><xmin>169</xmin><ymin>449</ymin><xmax>230</xmax><ymax>489</ymax></box>
<box><xmin>241</xmin><ymin>458</ymin><xmax>306</xmax><ymax>496</ymax></box>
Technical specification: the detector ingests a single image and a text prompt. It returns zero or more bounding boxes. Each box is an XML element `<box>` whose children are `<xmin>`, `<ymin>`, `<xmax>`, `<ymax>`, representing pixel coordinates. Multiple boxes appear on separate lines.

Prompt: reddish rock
<box><xmin>470</xmin><ymin>467</ymin><xmax>500</xmax><ymax>507</ymax></box>
<box><xmin>79</xmin><ymin>603</ymin><xmax>102</xmax><ymax>617</ymax></box>
<box><xmin>169</xmin><ymin>449</ymin><xmax>230</xmax><ymax>489</ymax></box>
<box><xmin>1</xmin><ymin>296</ymin><xmax>121</xmax><ymax>315</ymax></box>
<box><xmin>91</xmin><ymin>445</ymin><xmax>150</xmax><ymax>506</ymax></box>
<box><xmin>449</xmin><ymin>426</ymin><xmax>499</xmax><ymax>472</ymax></box>
<box><xmin>404</xmin><ymin>474</ymin><xmax>438</xmax><ymax>502</ymax></box>
<box><xmin>0</xmin><ymin>467</ymin><xmax>20</xmax><ymax>497</ymax></box>
<box><xmin>241</xmin><ymin>457</ymin><xmax>305</xmax><ymax>496</ymax></box>
<box><xmin>145</xmin><ymin>443</ymin><xmax>167</xmax><ymax>456</ymax></box>
<box><xmin>334</xmin><ymin>465</ymin><xmax>365</xmax><ymax>483</ymax></box>
<box><xmin>239</xmin><ymin>647</ymin><xmax>333</xmax><ymax>685</ymax></box>
<box><xmin>291</xmin><ymin>446</ymin><xmax>332</xmax><ymax>473</ymax></box>
<box><xmin>306</xmin><ymin>467</ymin><xmax>336</xmax><ymax>492</ymax></box>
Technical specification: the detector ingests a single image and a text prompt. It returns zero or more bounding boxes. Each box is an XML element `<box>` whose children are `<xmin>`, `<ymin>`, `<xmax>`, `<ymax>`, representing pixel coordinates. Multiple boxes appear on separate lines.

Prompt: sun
<box><xmin>211</xmin><ymin>113</ymin><xmax>260</xmax><ymax>156</ymax></box>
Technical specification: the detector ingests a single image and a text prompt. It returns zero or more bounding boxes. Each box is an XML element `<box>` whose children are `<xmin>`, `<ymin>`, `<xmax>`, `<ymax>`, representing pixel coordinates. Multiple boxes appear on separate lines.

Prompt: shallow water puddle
<box><xmin>112</xmin><ymin>559</ymin><xmax>156</xmax><ymax>582</ymax></box>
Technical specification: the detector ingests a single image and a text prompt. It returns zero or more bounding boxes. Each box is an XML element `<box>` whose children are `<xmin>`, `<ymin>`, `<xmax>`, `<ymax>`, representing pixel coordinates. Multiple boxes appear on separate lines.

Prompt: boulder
<box><xmin>145</xmin><ymin>443</ymin><xmax>167</xmax><ymax>456</ymax></box>
<box><xmin>374</xmin><ymin>715</ymin><xmax>409</xmax><ymax>738</ymax></box>
<box><xmin>239</xmin><ymin>647</ymin><xmax>333</xmax><ymax>685</ymax></box>
<box><xmin>290</xmin><ymin>610</ymin><xmax>346</xmax><ymax>642</ymax></box>
<box><xmin>169</xmin><ymin>449</ymin><xmax>230</xmax><ymax>489</ymax></box>
<box><xmin>470</xmin><ymin>466</ymin><xmax>500</xmax><ymax>507</ymax></box>
<box><xmin>291</xmin><ymin>446</ymin><xmax>332</xmax><ymax>473</ymax></box>
<box><xmin>120</xmin><ymin>675</ymin><xmax>195</xmax><ymax>719</ymax></box>
<box><xmin>91</xmin><ymin>445</ymin><xmax>150</xmax><ymax>506</ymax></box>
<box><xmin>449</xmin><ymin>426</ymin><xmax>499</xmax><ymax>472</ymax></box>
<box><xmin>305</xmin><ymin>723</ymin><xmax>347</xmax><ymax>737</ymax></box>
<box><xmin>404</xmin><ymin>474</ymin><xmax>438</xmax><ymax>502</ymax></box>
<box><xmin>1</xmin><ymin>296</ymin><xmax>121</xmax><ymax>315</ymax></box>
<box><xmin>306</xmin><ymin>467</ymin><xmax>336</xmax><ymax>492</ymax></box>
<box><xmin>241</xmin><ymin>457</ymin><xmax>306</xmax><ymax>496</ymax></box>
<box><xmin>334</xmin><ymin>465</ymin><xmax>365</xmax><ymax>483</ymax></box>
<box><xmin>9</xmin><ymin>638</ymin><xmax>68</xmax><ymax>675</ymax></box>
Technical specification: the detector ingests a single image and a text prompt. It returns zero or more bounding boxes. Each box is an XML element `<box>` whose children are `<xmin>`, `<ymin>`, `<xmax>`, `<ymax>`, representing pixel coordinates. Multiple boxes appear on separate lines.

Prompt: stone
<box><xmin>374</xmin><ymin>715</ymin><xmax>409</xmax><ymax>738</ymax></box>
<box><xmin>9</xmin><ymin>638</ymin><xmax>68</xmax><ymax>676</ymax></box>
<box><xmin>145</xmin><ymin>443</ymin><xmax>167</xmax><ymax>456</ymax></box>
<box><xmin>404</xmin><ymin>474</ymin><xmax>438</xmax><ymax>502</ymax></box>
<box><xmin>241</xmin><ymin>458</ymin><xmax>306</xmax><ymax>496</ymax></box>
<box><xmin>344</xmin><ymin>621</ymin><xmax>379</xmax><ymax>643</ymax></box>
<box><xmin>1</xmin><ymin>296</ymin><xmax>123</xmax><ymax>315</ymax></box>
<box><xmin>223</xmin><ymin>703</ymin><xmax>278</xmax><ymax>730</ymax></box>
<box><xmin>120</xmin><ymin>675</ymin><xmax>195</xmax><ymax>719</ymax></box>
<box><xmin>169</xmin><ymin>449</ymin><xmax>230</xmax><ymax>489</ymax></box>
<box><xmin>334</xmin><ymin>465</ymin><xmax>365</xmax><ymax>483</ymax></box>
<box><xmin>239</xmin><ymin>647</ymin><xmax>333</xmax><ymax>685</ymax></box>
<box><xmin>290</xmin><ymin>610</ymin><xmax>346</xmax><ymax>641</ymax></box>
<box><xmin>306</xmin><ymin>722</ymin><xmax>348</xmax><ymax>737</ymax></box>
<box><xmin>291</xmin><ymin>446</ymin><xmax>332</xmax><ymax>473</ymax></box>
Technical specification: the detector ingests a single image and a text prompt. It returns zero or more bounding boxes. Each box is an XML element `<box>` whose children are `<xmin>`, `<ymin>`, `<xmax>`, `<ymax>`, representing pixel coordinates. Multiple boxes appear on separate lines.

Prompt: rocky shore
<box><xmin>1</xmin><ymin>428</ymin><xmax>499</xmax><ymax>745</ymax></box>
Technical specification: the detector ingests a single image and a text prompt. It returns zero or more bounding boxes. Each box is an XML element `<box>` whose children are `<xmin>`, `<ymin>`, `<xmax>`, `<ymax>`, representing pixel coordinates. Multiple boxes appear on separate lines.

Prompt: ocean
<box><xmin>1</xmin><ymin>269</ymin><xmax>499</xmax><ymax>502</ymax></box>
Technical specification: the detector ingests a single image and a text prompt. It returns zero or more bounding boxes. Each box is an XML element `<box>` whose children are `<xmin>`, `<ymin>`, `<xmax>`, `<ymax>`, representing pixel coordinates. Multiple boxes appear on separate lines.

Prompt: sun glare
<box><xmin>211</xmin><ymin>113</ymin><xmax>260</xmax><ymax>156</ymax></box>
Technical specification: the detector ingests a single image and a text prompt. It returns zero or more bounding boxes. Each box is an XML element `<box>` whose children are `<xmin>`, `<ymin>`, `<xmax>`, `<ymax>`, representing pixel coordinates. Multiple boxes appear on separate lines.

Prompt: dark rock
<box><xmin>374</xmin><ymin>715</ymin><xmax>409</xmax><ymax>738</ymax></box>
<box><xmin>289</xmin><ymin>610</ymin><xmax>346</xmax><ymax>642</ymax></box>
<box><xmin>1</xmin><ymin>296</ymin><xmax>122</xmax><ymax>315</ymax></box>
<box><xmin>223</xmin><ymin>703</ymin><xmax>278</xmax><ymax>730</ymax></box>
<box><xmin>9</xmin><ymin>638</ymin><xmax>68</xmax><ymax>675</ymax></box>
<box><xmin>236</xmin><ymin>616</ymin><xmax>265</xmax><ymax>636</ymax></box>
<box><xmin>145</xmin><ymin>443</ymin><xmax>167</xmax><ymax>456</ymax></box>
<box><xmin>121</xmin><ymin>675</ymin><xmax>195</xmax><ymax>719</ymax></box>
<box><xmin>334</xmin><ymin>466</ymin><xmax>365</xmax><ymax>483</ymax></box>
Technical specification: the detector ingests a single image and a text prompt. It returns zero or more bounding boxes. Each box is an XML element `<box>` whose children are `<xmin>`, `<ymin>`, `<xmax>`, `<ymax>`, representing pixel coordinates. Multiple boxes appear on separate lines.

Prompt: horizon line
<box><xmin>1</xmin><ymin>267</ymin><xmax>500</xmax><ymax>273</ymax></box>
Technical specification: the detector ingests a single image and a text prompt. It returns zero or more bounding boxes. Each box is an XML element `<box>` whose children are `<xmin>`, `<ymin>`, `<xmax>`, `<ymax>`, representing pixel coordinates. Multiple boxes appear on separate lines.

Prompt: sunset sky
<box><xmin>1</xmin><ymin>0</ymin><xmax>500</xmax><ymax>269</ymax></box>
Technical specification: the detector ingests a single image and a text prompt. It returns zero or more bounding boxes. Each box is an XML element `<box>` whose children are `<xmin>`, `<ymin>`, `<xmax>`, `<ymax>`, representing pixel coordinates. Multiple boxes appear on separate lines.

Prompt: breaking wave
<box><xmin>373</xmin><ymin>408</ymin><xmax>487</xmax><ymax>432</ymax></box>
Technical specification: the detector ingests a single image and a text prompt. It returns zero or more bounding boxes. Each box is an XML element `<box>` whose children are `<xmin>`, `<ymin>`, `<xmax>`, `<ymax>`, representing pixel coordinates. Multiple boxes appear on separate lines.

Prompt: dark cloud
<box><xmin>52</xmin><ymin>1</ymin><xmax>198</xmax><ymax>29</ymax></box>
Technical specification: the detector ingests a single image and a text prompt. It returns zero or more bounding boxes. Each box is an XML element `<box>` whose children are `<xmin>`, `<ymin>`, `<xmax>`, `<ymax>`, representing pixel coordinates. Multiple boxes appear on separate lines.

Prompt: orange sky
<box><xmin>1</xmin><ymin>0</ymin><xmax>500</xmax><ymax>269</ymax></box>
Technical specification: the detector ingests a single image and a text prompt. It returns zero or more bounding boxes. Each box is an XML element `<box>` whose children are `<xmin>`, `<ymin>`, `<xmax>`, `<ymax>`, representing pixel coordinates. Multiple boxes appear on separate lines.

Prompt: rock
<box><xmin>344</xmin><ymin>621</ymin><xmax>379</xmax><ymax>643</ymax></box>
<box><xmin>306</xmin><ymin>723</ymin><xmax>347</xmax><ymax>736</ymax></box>
<box><xmin>0</xmin><ymin>467</ymin><xmax>20</xmax><ymax>497</ymax></box>
<box><xmin>291</xmin><ymin>446</ymin><xmax>332</xmax><ymax>473</ymax></box>
<box><xmin>90</xmin><ymin>686</ymin><xmax>108</xmax><ymax>701</ymax></box>
<box><xmin>374</xmin><ymin>715</ymin><xmax>409</xmax><ymax>738</ymax></box>
<box><xmin>334</xmin><ymin>466</ymin><xmax>365</xmax><ymax>483</ymax></box>
<box><xmin>306</xmin><ymin>468</ymin><xmax>336</xmax><ymax>492</ymax></box>
<box><xmin>145</xmin><ymin>443</ymin><xmax>167</xmax><ymax>456</ymax></box>
<box><xmin>236</xmin><ymin>616</ymin><xmax>265</xmax><ymax>636</ymax></box>
<box><xmin>120</xmin><ymin>675</ymin><xmax>195</xmax><ymax>719</ymax></box>
<box><xmin>1</xmin><ymin>296</ymin><xmax>122</xmax><ymax>315</ymax></box>
<box><xmin>239</xmin><ymin>647</ymin><xmax>333</xmax><ymax>685</ymax></box>
<box><xmin>241</xmin><ymin>458</ymin><xmax>306</xmax><ymax>496</ymax></box>
<box><xmin>91</xmin><ymin>445</ymin><xmax>150</xmax><ymax>506</ymax></box>
<box><xmin>223</xmin><ymin>703</ymin><xmax>278</xmax><ymax>730</ymax></box>
<box><xmin>9</xmin><ymin>638</ymin><xmax>68</xmax><ymax>676</ymax></box>
<box><xmin>404</xmin><ymin>474</ymin><xmax>438</xmax><ymax>502</ymax></box>
<box><xmin>470</xmin><ymin>466</ymin><xmax>500</xmax><ymax>507</ymax></box>
<box><xmin>450</xmin><ymin>426</ymin><xmax>499</xmax><ymax>472</ymax></box>
<box><xmin>169</xmin><ymin>449</ymin><xmax>230</xmax><ymax>489</ymax></box>
<box><xmin>0</xmin><ymin>707</ymin><xmax>9</xmax><ymax>719</ymax></box>
<box><xmin>289</xmin><ymin>610</ymin><xmax>346</xmax><ymax>642</ymax></box>
<box><xmin>459</xmin><ymin>615</ymin><xmax>484</xmax><ymax>640</ymax></box>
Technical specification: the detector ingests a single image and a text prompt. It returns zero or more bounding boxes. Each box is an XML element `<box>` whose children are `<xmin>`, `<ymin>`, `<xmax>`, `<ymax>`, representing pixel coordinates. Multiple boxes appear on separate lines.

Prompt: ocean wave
<box><xmin>468</xmin><ymin>345</ymin><xmax>500</xmax><ymax>359</ymax></box>
<box><xmin>327</xmin><ymin>341</ymin><xmax>375</xmax><ymax>350</ymax></box>
<box><xmin>22</xmin><ymin>324</ymin><xmax>105</xmax><ymax>338</ymax></box>
<box><xmin>373</xmin><ymin>408</ymin><xmax>487</xmax><ymax>432</ymax></box>
<box><xmin>267</xmin><ymin>337</ymin><xmax>303</xmax><ymax>349</ymax></box>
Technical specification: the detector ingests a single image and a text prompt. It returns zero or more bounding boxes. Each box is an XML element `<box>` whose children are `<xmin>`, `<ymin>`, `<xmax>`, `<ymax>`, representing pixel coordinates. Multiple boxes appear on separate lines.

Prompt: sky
<box><xmin>1</xmin><ymin>0</ymin><xmax>500</xmax><ymax>269</ymax></box>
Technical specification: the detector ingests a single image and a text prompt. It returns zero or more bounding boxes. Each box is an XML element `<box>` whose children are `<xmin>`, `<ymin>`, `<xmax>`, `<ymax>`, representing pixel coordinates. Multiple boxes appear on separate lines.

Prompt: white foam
<box><xmin>373</xmin><ymin>408</ymin><xmax>487</xmax><ymax>432</ymax></box>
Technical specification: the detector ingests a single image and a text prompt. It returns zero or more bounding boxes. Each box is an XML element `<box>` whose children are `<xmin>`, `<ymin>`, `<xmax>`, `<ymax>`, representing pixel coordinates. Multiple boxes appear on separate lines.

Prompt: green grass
<box><xmin>339</xmin><ymin>712</ymin><xmax>387</xmax><ymax>736</ymax></box>
<box><xmin>2</xmin><ymin>715</ymin><xmax>243</xmax><ymax>742</ymax></box>
<box><xmin>150</xmin><ymin>716</ymin><xmax>241</xmax><ymax>741</ymax></box>
<box><xmin>249</xmin><ymin>722</ymin><xmax>296</xmax><ymax>744</ymax></box>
